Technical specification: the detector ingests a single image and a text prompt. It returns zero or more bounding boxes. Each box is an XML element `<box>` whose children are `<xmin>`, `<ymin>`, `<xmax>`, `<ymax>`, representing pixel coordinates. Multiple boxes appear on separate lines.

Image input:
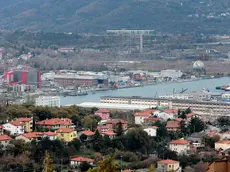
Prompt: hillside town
<box><xmin>0</xmin><ymin>102</ymin><xmax>228</xmax><ymax>172</ymax></box>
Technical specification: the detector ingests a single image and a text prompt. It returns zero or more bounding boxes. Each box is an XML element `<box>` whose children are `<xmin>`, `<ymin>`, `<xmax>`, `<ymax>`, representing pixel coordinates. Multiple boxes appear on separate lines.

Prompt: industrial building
<box><xmin>100</xmin><ymin>96</ymin><xmax>230</xmax><ymax>116</ymax></box>
<box><xmin>106</xmin><ymin>30</ymin><xmax>154</xmax><ymax>35</ymax></box>
<box><xmin>54</xmin><ymin>72</ymin><xmax>108</xmax><ymax>87</ymax></box>
<box><xmin>35</xmin><ymin>96</ymin><xmax>60</xmax><ymax>107</ymax></box>
<box><xmin>4</xmin><ymin>69</ymin><xmax>41</xmax><ymax>88</ymax></box>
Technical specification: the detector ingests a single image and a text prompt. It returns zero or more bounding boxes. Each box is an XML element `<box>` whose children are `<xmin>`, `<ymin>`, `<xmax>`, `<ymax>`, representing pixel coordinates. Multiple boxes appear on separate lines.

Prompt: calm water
<box><xmin>61</xmin><ymin>77</ymin><xmax>230</xmax><ymax>105</ymax></box>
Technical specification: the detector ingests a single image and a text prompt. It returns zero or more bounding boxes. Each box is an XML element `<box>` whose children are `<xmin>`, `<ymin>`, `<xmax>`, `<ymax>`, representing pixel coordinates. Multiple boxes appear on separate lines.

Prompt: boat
<box><xmin>216</xmin><ymin>86</ymin><xmax>221</xmax><ymax>89</ymax></box>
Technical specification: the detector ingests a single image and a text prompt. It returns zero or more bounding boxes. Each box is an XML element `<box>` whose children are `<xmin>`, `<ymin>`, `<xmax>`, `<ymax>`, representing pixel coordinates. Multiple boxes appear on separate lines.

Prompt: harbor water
<box><xmin>61</xmin><ymin>77</ymin><xmax>230</xmax><ymax>105</ymax></box>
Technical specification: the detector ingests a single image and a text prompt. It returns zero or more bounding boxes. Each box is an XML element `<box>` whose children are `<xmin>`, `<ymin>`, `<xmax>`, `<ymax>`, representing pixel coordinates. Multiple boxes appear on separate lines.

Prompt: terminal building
<box><xmin>106</xmin><ymin>30</ymin><xmax>154</xmax><ymax>35</ymax></box>
<box><xmin>54</xmin><ymin>72</ymin><xmax>108</xmax><ymax>87</ymax></box>
<box><xmin>100</xmin><ymin>96</ymin><xmax>230</xmax><ymax>116</ymax></box>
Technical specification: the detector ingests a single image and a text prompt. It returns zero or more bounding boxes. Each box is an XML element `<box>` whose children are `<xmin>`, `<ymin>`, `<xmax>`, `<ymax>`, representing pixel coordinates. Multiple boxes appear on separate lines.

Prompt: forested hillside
<box><xmin>0</xmin><ymin>0</ymin><xmax>230</xmax><ymax>34</ymax></box>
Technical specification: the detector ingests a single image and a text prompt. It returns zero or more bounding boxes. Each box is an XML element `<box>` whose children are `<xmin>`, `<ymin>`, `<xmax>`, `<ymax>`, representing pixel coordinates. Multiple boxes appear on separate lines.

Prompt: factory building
<box><xmin>4</xmin><ymin>69</ymin><xmax>41</xmax><ymax>88</ymax></box>
<box><xmin>54</xmin><ymin>73</ymin><xmax>108</xmax><ymax>87</ymax></box>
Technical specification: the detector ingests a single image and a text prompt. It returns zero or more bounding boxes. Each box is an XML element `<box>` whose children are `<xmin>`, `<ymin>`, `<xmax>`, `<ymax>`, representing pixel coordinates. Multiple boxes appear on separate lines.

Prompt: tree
<box><xmin>68</xmin><ymin>138</ymin><xmax>81</xmax><ymax>152</ymax></box>
<box><xmin>88</xmin><ymin>156</ymin><xmax>117</xmax><ymax>172</ymax></box>
<box><xmin>79</xmin><ymin>161</ymin><xmax>92</xmax><ymax>172</ymax></box>
<box><xmin>116</xmin><ymin>121</ymin><xmax>124</xmax><ymax>136</ymax></box>
<box><xmin>185</xmin><ymin>108</ymin><xmax>192</xmax><ymax>114</ymax></box>
<box><xmin>202</xmin><ymin>134</ymin><xmax>220</xmax><ymax>148</ymax></box>
<box><xmin>42</xmin><ymin>151</ymin><xmax>54</xmax><ymax>172</ymax></box>
<box><xmin>148</xmin><ymin>164</ymin><xmax>156</xmax><ymax>172</ymax></box>
<box><xmin>188</xmin><ymin>117</ymin><xmax>205</xmax><ymax>133</ymax></box>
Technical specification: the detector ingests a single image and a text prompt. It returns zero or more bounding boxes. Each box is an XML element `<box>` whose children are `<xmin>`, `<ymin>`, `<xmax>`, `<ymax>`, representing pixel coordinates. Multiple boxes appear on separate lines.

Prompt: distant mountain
<box><xmin>0</xmin><ymin>0</ymin><xmax>230</xmax><ymax>34</ymax></box>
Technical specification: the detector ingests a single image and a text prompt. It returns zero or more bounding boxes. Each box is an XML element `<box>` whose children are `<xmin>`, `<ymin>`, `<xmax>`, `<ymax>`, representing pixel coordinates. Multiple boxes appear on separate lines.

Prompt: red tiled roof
<box><xmin>17</xmin><ymin>118</ymin><xmax>32</xmax><ymax>122</ymax></box>
<box><xmin>106</xmin><ymin>119</ymin><xmax>127</xmax><ymax>124</ymax></box>
<box><xmin>216</xmin><ymin>140</ymin><xmax>230</xmax><ymax>144</ymax></box>
<box><xmin>134</xmin><ymin>112</ymin><xmax>151</xmax><ymax>117</ymax></box>
<box><xmin>158</xmin><ymin>159</ymin><xmax>179</xmax><ymax>164</ymax></box>
<box><xmin>166</xmin><ymin>121</ymin><xmax>180</xmax><ymax>128</ymax></box>
<box><xmin>43</xmin><ymin>132</ymin><xmax>57</xmax><ymax>136</ymax></box>
<box><xmin>56</xmin><ymin>128</ymin><xmax>73</xmax><ymax>133</ymax></box>
<box><xmin>81</xmin><ymin>130</ymin><xmax>94</xmax><ymax>136</ymax></box>
<box><xmin>143</xmin><ymin>117</ymin><xmax>160</xmax><ymax>122</ymax></box>
<box><xmin>164</xmin><ymin>109</ymin><xmax>178</xmax><ymax>114</ymax></box>
<box><xmin>0</xmin><ymin>134</ymin><xmax>11</xmax><ymax>141</ymax></box>
<box><xmin>71</xmin><ymin>157</ymin><xmax>94</xmax><ymax>163</ymax></box>
<box><xmin>152</xmin><ymin>126</ymin><xmax>158</xmax><ymax>129</ymax></box>
<box><xmin>122</xmin><ymin>170</ymin><xmax>133</xmax><ymax>172</ymax></box>
<box><xmin>10</xmin><ymin>121</ymin><xmax>24</xmax><ymax>126</ymax></box>
<box><xmin>207</xmin><ymin>131</ymin><xmax>218</xmax><ymax>135</ymax></box>
<box><xmin>170</xmin><ymin>139</ymin><xmax>189</xmax><ymax>145</ymax></box>
<box><xmin>102</xmin><ymin>131</ymin><xmax>116</xmax><ymax>136</ymax></box>
<box><xmin>174</xmin><ymin>118</ymin><xmax>183</xmax><ymax>122</ymax></box>
<box><xmin>21</xmin><ymin>132</ymin><xmax>41</xmax><ymax>139</ymax></box>
<box><xmin>95</xmin><ymin>109</ymin><xmax>109</xmax><ymax>113</ymax></box>
<box><xmin>36</xmin><ymin>118</ymin><xmax>72</xmax><ymax>126</ymax></box>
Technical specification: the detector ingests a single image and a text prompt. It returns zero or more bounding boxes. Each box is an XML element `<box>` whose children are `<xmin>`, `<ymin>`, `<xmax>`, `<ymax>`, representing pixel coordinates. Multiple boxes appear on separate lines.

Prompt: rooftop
<box><xmin>95</xmin><ymin>109</ymin><xmax>110</xmax><ymax>113</ymax></box>
<box><xmin>158</xmin><ymin>159</ymin><xmax>179</xmax><ymax>164</ymax></box>
<box><xmin>166</xmin><ymin>121</ymin><xmax>180</xmax><ymax>128</ymax></box>
<box><xmin>0</xmin><ymin>134</ymin><xmax>11</xmax><ymax>141</ymax></box>
<box><xmin>17</xmin><ymin>117</ymin><xmax>32</xmax><ymax>122</ymax></box>
<box><xmin>102</xmin><ymin>131</ymin><xmax>116</xmax><ymax>136</ymax></box>
<box><xmin>56</xmin><ymin>128</ymin><xmax>74</xmax><ymax>133</ymax></box>
<box><xmin>10</xmin><ymin>121</ymin><xmax>24</xmax><ymax>126</ymax></box>
<box><xmin>43</xmin><ymin>132</ymin><xmax>57</xmax><ymax>136</ymax></box>
<box><xmin>81</xmin><ymin>130</ymin><xmax>95</xmax><ymax>136</ymax></box>
<box><xmin>36</xmin><ymin>118</ymin><xmax>72</xmax><ymax>126</ymax></box>
<box><xmin>21</xmin><ymin>132</ymin><xmax>41</xmax><ymax>138</ymax></box>
<box><xmin>71</xmin><ymin>156</ymin><xmax>94</xmax><ymax>163</ymax></box>
<box><xmin>170</xmin><ymin>139</ymin><xmax>189</xmax><ymax>145</ymax></box>
<box><xmin>216</xmin><ymin>140</ymin><xmax>230</xmax><ymax>144</ymax></box>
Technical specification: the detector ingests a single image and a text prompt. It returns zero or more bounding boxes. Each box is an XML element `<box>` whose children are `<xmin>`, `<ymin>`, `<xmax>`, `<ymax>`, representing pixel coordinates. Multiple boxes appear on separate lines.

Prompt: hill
<box><xmin>0</xmin><ymin>0</ymin><xmax>230</xmax><ymax>34</ymax></box>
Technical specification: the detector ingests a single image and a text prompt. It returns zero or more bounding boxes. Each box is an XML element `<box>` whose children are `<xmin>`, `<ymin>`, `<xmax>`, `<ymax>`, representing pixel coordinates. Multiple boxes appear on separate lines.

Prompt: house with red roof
<box><xmin>56</xmin><ymin>128</ymin><xmax>77</xmax><ymax>142</ymax></box>
<box><xmin>70</xmin><ymin>156</ymin><xmax>94</xmax><ymax>167</ymax></box>
<box><xmin>134</xmin><ymin>111</ymin><xmax>152</xmax><ymax>124</ymax></box>
<box><xmin>16</xmin><ymin>132</ymin><xmax>42</xmax><ymax>142</ymax></box>
<box><xmin>0</xmin><ymin>135</ymin><xmax>11</xmax><ymax>148</ymax></box>
<box><xmin>157</xmin><ymin>159</ymin><xmax>181</xmax><ymax>172</ymax></box>
<box><xmin>78</xmin><ymin>130</ymin><xmax>95</xmax><ymax>141</ymax></box>
<box><xmin>215</xmin><ymin>140</ymin><xmax>230</xmax><ymax>151</ymax></box>
<box><xmin>3</xmin><ymin>120</ymin><xmax>25</xmax><ymax>135</ymax></box>
<box><xmin>106</xmin><ymin>119</ymin><xmax>127</xmax><ymax>131</ymax></box>
<box><xmin>169</xmin><ymin>139</ymin><xmax>190</xmax><ymax>154</ymax></box>
<box><xmin>153</xmin><ymin>109</ymin><xmax>177</xmax><ymax>121</ymax></box>
<box><xmin>41</xmin><ymin>132</ymin><xmax>57</xmax><ymax>141</ymax></box>
<box><xmin>143</xmin><ymin>126</ymin><xmax>158</xmax><ymax>137</ymax></box>
<box><xmin>102</xmin><ymin>131</ymin><xmax>116</xmax><ymax>139</ymax></box>
<box><xmin>94</xmin><ymin>109</ymin><xmax>110</xmax><ymax>120</ymax></box>
<box><xmin>166</xmin><ymin>120</ymin><xmax>181</xmax><ymax>131</ymax></box>
<box><xmin>36</xmin><ymin>118</ymin><xmax>73</xmax><ymax>130</ymax></box>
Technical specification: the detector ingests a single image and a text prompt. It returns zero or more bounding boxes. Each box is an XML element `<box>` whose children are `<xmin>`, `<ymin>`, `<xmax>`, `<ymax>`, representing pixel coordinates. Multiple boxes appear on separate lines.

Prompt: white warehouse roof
<box><xmin>66</xmin><ymin>102</ymin><xmax>155</xmax><ymax>110</ymax></box>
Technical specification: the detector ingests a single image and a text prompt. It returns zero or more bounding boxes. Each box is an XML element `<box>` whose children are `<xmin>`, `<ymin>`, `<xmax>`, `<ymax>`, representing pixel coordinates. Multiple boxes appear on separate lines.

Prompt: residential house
<box><xmin>169</xmin><ymin>139</ymin><xmax>190</xmax><ymax>154</ymax></box>
<box><xmin>222</xmin><ymin>131</ymin><xmax>230</xmax><ymax>140</ymax></box>
<box><xmin>36</xmin><ymin>118</ymin><xmax>73</xmax><ymax>130</ymax></box>
<box><xmin>41</xmin><ymin>132</ymin><xmax>57</xmax><ymax>140</ymax></box>
<box><xmin>78</xmin><ymin>130</ymin><xmax>95</xmax><ymax>141</ymax></box>
<box><xmin>215</xmin><ymin>140</ymin><xmax>230</xmax><ymax>151</ymax></box>
<box><xmin>16</xmin><ymin>132</ymin><xmax>41</xmax><ymax>143</ymax></box>
<box><xmin>106</xmin><ymin>119</ymin><xmax>127</xmax><ymax>131</ymax></box>
<box><xmin>143</xmin><ymin>126</ymin><xmax>158</xmax><ymax>137</ymax></box>
<box><xmin>16</xmin><ymin>118</ymin><xmax>33</xmax><ymax>132</ymax></box>
<box><xmin>153</xmin><ymin>111</ymin><xmax>174</xmax><ymax>121</ymax></box>
<box><xmin>0</xmin><ymin>135</ymin><xmax>12</xmax><ymax>149</ymax></box>
<box><xmin>94</xmin><ymin>109</ymin><xmax>110</xmax><ymax>120</ymax></box>
<box><xmin>187</xmin><ymin>132</ymin><xmax>205</xmax><ymax>147</ymax></box>
<box><xmin>70</xmin><ymin>156</ymin><xmax>94</xmax><ymax>167</ymax></box>
<box><xmin>134</xmin><ymin>110</ymin><xmax>155</xmax><ymax>124</ymax></box>
<box><xmin>102</xmin><ymin>131</ymin><xmax>116</xmax><ymax>139</ymax></box>
<box><xmin>56</xmin><ymin>128</ymin><xmax>77</xmax><ymax>142</ymax></box>
<box><xmin>157</xmin><ymin>159</ymin><xmax>182</xmax><ymax>172</ymax></box>
<box><xmin>97</xmin><ymin>125</ymin><xmax>111</xmax><ymax>133</ymax></box>
<box><xmin>206</xmin><ymin>156</ymin><xmax>230</xmax><ymax>172</ymax></box>
<box><xmin>143</xmin><ymin>117</ymin><xmax>160</xmax><ymax>126</ymax></box>
<box><xmin>3</xmin><ymin>121</ymin><xmax>25</xmax><ymax>135</ymax></box>
<box><xmin>166</xmin><ymin>120</ymin><xmax>181</xmax><ymax>131</ymax></box>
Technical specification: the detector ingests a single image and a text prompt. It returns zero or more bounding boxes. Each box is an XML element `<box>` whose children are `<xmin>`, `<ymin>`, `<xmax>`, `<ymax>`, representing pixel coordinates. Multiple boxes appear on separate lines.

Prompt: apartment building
<box><xmin>35</xmin><ymin>96</ymin><xmax>61</xmax><ymax>107</ymax></box>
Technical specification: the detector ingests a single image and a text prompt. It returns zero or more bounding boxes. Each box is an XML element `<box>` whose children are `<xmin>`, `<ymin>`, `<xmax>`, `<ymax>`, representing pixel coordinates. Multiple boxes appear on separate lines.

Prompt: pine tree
<box><xmin>42</xmin><ymin>151</ymin><xmax>54</xmax><ymax>172</ymax></box>
<box><xmin>116</xmin><ymin>121</ymin><xmax>124</xmax><ymax>136</ymax></box>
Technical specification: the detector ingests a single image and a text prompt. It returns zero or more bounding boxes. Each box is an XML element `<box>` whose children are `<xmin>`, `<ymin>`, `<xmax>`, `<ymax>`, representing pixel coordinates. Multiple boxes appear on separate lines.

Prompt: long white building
<box><xmin>35</xmin><ymin>96</ymin><xmax>61</xmax><ymax>107</ymax></box>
